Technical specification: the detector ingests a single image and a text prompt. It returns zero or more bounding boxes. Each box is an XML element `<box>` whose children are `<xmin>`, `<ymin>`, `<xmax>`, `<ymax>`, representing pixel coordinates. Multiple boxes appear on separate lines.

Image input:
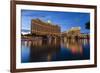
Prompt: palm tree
<box><xmin>85</xmin><ymin>21</ymin><xmax>90</xmax><ymax>29</ymax></box>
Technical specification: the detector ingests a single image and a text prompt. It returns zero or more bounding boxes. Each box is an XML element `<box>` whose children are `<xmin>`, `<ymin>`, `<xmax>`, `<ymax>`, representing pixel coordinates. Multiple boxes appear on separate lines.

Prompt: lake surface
<box><xmin>21</xmin><ymin>39</ymin><xmax>90</xmax><ymax>63</ymax></box>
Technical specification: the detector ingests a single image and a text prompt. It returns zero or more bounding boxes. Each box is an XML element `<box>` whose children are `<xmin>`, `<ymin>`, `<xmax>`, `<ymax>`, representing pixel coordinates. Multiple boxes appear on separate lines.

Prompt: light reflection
<box><xmin>62</xmin><ymin>39</ymin><xmax>82</xmax><ymax>54</ymax></box>
<box><xmin>21</xmin><ymin>38</ymin><xmax>90</xmax><ymax>63</ymax></box>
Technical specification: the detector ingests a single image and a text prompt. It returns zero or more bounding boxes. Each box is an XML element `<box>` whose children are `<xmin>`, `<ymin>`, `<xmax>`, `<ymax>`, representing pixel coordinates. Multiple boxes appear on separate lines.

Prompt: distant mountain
<box><xmin>21</xmin><ymin>29</ymin><xmax>30</xmax><ymax>32</ymax></box>
<box><xmin>21</xmin><ymin>29</ymin><xmax>30</xmax><ymax>35</ymax></box>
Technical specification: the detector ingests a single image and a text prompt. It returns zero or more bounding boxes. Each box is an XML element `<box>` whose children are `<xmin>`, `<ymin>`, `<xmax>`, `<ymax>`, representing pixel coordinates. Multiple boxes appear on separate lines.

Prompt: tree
<box><xmin>85</xmin><ymin>21</ymin><xmax>90</xmax><ymax>29</ymax></box>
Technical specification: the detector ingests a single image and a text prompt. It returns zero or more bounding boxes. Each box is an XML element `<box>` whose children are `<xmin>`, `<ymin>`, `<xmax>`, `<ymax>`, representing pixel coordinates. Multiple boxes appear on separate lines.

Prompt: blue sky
<box><xmin>21</xmin><ymin>9</ymin><xmax>90</xmax><ymax>33</ymax></box>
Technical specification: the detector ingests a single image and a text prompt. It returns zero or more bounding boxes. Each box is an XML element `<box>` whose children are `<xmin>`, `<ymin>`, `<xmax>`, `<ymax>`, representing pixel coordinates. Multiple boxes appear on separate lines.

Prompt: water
<box><xmin>21</xmin><ymin>39</ymin><xmax>90</xmax><ymax>63</ymax></box>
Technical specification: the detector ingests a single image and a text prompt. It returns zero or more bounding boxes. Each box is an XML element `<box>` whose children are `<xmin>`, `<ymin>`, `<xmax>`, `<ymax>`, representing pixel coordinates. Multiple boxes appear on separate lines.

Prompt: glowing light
<box><xmin>47</xmin><ymin>20</ymin><xmax>51</xmax><ymax>23</ymax></box>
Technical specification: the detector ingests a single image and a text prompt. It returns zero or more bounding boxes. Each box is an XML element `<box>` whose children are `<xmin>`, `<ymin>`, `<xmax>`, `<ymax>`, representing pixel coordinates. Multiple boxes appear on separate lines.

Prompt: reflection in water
<box><xmin>62</xmin><ymin>39</ymin><xmax>83</xmax><ymax>54</ymax></box>
<box><xmin>21</xmin><ymin>38</ymin><xmax>90</xmax><ymax>63</ymax></box>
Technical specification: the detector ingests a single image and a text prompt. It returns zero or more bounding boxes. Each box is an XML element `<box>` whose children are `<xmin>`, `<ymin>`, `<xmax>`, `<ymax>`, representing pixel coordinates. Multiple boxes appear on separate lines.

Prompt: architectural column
<box><xmin>47</xmin><ymin>36</ymin><xmax>52</xmax><ymax>44</ymax></box>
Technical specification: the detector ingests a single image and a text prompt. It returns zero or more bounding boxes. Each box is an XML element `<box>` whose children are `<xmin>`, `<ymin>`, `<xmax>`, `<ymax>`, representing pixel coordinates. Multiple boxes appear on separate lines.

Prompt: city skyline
<box><xmin>21</xmin><ymin>9</ymin><xmax>90</xmax><ymax>33</ymax></box>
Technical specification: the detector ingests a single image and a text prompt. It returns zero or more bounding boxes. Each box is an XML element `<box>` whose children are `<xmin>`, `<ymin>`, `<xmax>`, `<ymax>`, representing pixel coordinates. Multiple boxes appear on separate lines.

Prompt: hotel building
<box><xmin>31</xmin><ymin>19</ymin><xmax>61</xmax><ymax>37</ymax></box>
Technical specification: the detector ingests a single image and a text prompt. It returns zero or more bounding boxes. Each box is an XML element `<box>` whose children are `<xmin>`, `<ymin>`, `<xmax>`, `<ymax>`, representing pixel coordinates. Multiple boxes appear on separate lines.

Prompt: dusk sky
<box><xmin>21</xmin><ymin>9</ymin><xmax>90</xmax><ymax>33</ymax></box>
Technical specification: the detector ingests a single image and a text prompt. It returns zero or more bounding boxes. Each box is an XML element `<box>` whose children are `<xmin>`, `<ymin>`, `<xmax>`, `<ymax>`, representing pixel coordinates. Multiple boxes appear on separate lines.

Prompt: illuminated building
<box><xmin>31</xmin><ymin>19</ymin><xmax>60</xmax><ymax>37</ymax></box>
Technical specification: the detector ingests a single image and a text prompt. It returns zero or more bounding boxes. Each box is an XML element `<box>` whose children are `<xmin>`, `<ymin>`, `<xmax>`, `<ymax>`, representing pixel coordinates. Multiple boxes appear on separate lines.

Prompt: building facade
<box><xmin>62</xmin><ymin>27</ymin><xmax>89</xmax><ymax>39</ymax></box>
<box><xmin>31</xmin><ymin>19</ymin><xmax>61</xmax><ymax>37</ymax></box>
<box><xmin>62</xmin><ymin>27</ymin><xmax>81</xmax><ymax>39</ymax></box>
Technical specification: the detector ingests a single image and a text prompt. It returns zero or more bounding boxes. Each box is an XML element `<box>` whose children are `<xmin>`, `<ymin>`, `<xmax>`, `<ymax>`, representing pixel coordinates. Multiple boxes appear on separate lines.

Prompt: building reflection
<box><xmin>21</xmin><ymin>37</ymin><xmax>89</xmax><ymax>62</ymax></box>
<box><xmin>21</xmin><ymin>38</ymin><xmax>61</xmax><ymax>62</ymax></box>
<box><xmin>62</xmin><ymin>38</ymin><xmax>89</xmax><ymax>54</ymax></box>
<box><xmin>62</xmin><ymin>39</ymin><xmax>82</xmax><ymax>54</ymax></box>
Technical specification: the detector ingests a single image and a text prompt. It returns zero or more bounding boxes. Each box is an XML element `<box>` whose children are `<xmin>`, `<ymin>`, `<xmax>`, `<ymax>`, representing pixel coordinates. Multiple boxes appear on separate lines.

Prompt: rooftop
<box><xmin>31</xmin><ymin>18</ymin><xmax>59</xmax><ymax>27</ymax></box>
